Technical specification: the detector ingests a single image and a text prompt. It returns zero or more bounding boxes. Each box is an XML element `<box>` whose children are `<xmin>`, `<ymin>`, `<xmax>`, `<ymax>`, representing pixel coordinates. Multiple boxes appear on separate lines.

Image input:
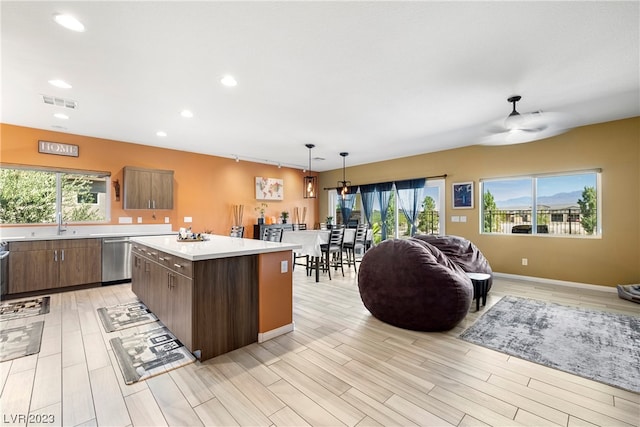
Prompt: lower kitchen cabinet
<box><xmin>59</xmin><ymin>242</ymin><xmax>101</xmax><ymax>287</ymax></box>
<box><xmin>132</xmin><ymin>244</ymin><xmax>193</xmax><ymax>349</ymax></box>
<box><xmin>161</xmin><ymin>270</ymin><xmax>193</xmax><ymax>350</ymax></box>
<box><xmin>131</xmin><ymin>243</ymin><xmax>257</xmax><ymax>360</ymax></box>
<box><xmin>8</xmin><ymin>239</ymin><xmax>101</xmax><ymax>294</ymax></box>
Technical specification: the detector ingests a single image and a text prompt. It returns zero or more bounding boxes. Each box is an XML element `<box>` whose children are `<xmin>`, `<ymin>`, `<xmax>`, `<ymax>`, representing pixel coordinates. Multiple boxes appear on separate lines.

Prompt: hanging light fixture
<box><xmin>303</xmin><ymin>144</ymin><xmax>317</xmax><ymax>198</ymax></box>
<box><xmin>338</xmin><ymin>152</ymin><xmax>351</xmax><ymax>200</ymax></box>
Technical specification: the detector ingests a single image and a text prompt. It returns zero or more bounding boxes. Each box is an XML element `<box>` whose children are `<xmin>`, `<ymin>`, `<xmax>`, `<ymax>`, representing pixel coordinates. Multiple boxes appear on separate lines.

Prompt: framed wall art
<box><xmin>256</xmin><ymin>177</ymin><xmax>284</xmax><ymax>200</ymax></box>
<box><xmin>452</xmin><ymin>181</ymin><xmax>474</xmax><ymax>209</ymax></box>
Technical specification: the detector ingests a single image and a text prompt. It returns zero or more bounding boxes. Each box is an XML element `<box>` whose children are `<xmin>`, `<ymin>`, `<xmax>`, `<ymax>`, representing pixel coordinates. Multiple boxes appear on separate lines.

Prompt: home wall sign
<box><xmin>256</xmin><ymin>177</ymin><xmax>284</xmax><ymax>200</ymax></box>
<box><xmin>38</xmin><ymin>140</ymin><xmax>79</xmax><ymax>157</ymax></box>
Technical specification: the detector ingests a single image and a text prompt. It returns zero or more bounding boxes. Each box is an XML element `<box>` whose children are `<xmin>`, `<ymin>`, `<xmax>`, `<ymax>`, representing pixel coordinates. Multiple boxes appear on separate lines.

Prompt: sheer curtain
<box><xmin>376</xmin><ymin>182</ymin><xmax>394</xmax><ymax>240</ymax></box>
<box><xmin>396</xmin><ymin>178</ymin><xmax>426</xmax><ymax>236</ymax></box>
<box><xmin>337</xmin><ymin>186</ymin><xmax>357</xmax><ymax>226</ymax></box>
<box><xmin>358</xmin><ymin>184</ymin><xmax>376</xmax><ymax>227</ymax></box>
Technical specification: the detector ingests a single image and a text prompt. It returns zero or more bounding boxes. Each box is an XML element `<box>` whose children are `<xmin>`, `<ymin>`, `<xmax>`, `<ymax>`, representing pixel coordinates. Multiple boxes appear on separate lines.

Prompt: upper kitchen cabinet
<box><xmin>123</xmin><ymin>166</ymin><xmax>174</xmax><ymax>209</ymax></box>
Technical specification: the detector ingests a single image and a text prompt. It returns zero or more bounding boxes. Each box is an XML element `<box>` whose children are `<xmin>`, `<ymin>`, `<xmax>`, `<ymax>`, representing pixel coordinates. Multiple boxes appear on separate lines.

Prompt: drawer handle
<box><xmin>158</xmin><ymin>257</ymin><xmax>165</xmax><ymax>261</ymax></box>
<box><xmin>173</xmin><ymin>263</ymin><xmax>183</xmax><ymax>269</ymax></box>
<box><xmin>150</xmin><ymin>252</ymin><xmax>157</xmax><ymax>256</ymax></box>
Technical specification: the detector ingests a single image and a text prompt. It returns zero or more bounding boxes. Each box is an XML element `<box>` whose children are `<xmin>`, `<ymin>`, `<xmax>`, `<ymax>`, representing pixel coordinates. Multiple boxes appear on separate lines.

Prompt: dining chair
<box><xmin>230</xmin><ymin>225</ymin><xmax>244</xmax><ymax>238</ymax></box>
<box><xmin>262</xmin><ymin>227</ymin><xmax>283</xmax><ymax>242</ymax></box>
<box><xmin>319</xmin><ymin>227</ymin><xmax>345</xmax><ymax>280</ymax></box>
<box><xmin>291</xmin><ymin>228</ymin><xmax>310</xmax><ymax>273</ymax></box>
<box><xmin>343</xmin><ymin>223</ymin><xmax>368</xmax><ymax>273</ymax></box>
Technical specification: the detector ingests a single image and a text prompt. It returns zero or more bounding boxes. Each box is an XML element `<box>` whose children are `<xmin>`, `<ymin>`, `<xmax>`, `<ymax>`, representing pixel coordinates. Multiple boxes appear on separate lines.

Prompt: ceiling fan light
<box><xmin>504</xmin><ymin>114</ymin><xmax>523</xmax><ymax>130</ymax></box>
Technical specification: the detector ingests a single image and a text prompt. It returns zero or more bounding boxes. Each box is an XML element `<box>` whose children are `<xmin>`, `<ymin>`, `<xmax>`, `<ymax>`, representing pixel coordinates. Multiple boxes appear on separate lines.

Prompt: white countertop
<box><xmin>0</xmin><ymin>224</ymin><xmax>174</xmax><ymax>242</ymax></box>
<box><xmin>130</xmin><ymin>234</ymin><xmax>301</xmax><ymax>261</ymax></box>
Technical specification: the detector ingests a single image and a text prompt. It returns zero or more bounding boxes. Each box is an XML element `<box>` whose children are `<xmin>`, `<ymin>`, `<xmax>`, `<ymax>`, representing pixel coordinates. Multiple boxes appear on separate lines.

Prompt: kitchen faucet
<box><xmin>57</xmin><ymin>212</ymin><xmax>67</xmax><ymax>235</ymax></box>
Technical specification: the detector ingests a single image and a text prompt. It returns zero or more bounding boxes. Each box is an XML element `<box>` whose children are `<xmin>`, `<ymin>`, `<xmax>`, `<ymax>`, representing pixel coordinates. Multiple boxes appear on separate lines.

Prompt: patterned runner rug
<box><xmin>110</xmin><ymin>326</ymin><xmax>196</xmax><ymax>384</ymax></box>
<box><xmin>460</xmin><ymin>296</ymin><xmax>640</xmax><ymax>392</ymax></box>
<box><xmin>97</xmin><ymin>301</ymin><xmax>159</xmax><ymax>333</ymax></box>
<box><xmin>0</xmin><ymin>296</ymin><xmax>50</xmax><ymax>322</ymax></box>
<box><xmin>0</xmin><ymin>321</ymin><xmax>45</xmax><ymax>362</ymax></box>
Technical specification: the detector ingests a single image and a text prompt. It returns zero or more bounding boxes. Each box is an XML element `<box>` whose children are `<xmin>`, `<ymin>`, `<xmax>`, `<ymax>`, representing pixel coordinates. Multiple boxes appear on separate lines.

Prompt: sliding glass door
<box><xmin>327</xmin><ymin>178</ymin><xmax>445</xmax><ymax>244</ymax></box>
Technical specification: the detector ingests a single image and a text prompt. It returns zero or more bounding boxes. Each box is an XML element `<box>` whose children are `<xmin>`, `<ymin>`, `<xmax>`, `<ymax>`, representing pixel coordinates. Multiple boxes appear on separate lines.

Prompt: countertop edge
<box><xmin>1</xmin><ymin>232</ymin><xmax>176</xmax><ymax>242</ymax></box>
<box><xmin>130</xmin><ymin>235</ymin><xmax>301</xmax><ymax>261</ymax></box>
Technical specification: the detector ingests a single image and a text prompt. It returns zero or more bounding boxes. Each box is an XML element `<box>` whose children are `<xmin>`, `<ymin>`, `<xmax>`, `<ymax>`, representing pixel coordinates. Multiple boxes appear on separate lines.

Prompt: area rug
<box><xmin>0</xmin><ymin>321</ymin><xmax>45</xmax><ymax>362</ymax></box>
<box><xmin>0</xmin><ymin>297</ymin><xmax>50</xmax><ymax>322</ymax></box>
<box><xmin>110</xmin><ymin>326</ymin><xmax>196</xmax><ymax>384</ymax></box>
<box><xmin>459</xmin><ymin>296</ymin><xmax>640</xmax><ymax>393</ymax></box>
<box><xmin>97</xmin><ymin>301</ymin><xmax>159</xmax><ymax>333</ymax></box>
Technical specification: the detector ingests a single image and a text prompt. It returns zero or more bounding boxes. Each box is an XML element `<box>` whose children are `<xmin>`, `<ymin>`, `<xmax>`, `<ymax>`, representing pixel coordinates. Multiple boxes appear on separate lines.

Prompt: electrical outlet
<box><xmin>280</xmin><ymin>260</ymin><xmax>288</xmax><ymax>273</ymax></box>
<box><xmin>522</xmin><ymin>258</ymin><xmax>528</xmax><ymax>266</ymax></box>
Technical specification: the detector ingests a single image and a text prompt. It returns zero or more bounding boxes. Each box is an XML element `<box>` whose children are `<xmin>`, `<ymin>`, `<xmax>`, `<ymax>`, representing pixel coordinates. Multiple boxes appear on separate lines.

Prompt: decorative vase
<box><xmin>258</xmin><ymin>217</ymin><xmax>264</xmax><ymax>225</ymax></box>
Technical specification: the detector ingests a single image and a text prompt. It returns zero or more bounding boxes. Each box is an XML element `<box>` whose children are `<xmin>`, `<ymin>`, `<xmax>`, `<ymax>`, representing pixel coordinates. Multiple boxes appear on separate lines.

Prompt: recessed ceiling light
<box><xmin>220</xmin><ymin>75</ymin><xmax>237</xmax><ymax>87</ymax></box>
<box><xmin>156</xmin><ymin>131</ymin><xmax>167</xmax><ymax>137</ymax></box>
<box><xmin>48</xmin><ymin>79</ymin><xmax>72</xmax><ymax>89</ymax></box>
<box><xmin>181</xmin><ymin>110</ymin><xmax>193</xmax><ymax>118</ymax></box>
<box><xmin>54</xmin><ymin>113</ymin><xmax>69</xmax><ymax>120</ymax></box>
<box><xmin>53</xmin><ymin>13</ymin><xmax>85</xmax><ymax>32</ymax></box>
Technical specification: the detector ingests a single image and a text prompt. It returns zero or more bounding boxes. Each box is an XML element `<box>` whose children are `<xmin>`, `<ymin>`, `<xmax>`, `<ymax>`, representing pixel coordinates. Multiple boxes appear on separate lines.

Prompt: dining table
<box><xmin>281</xmin><ymin>229</ymin><xmax>359</xmax><ymax>282</ymax></box>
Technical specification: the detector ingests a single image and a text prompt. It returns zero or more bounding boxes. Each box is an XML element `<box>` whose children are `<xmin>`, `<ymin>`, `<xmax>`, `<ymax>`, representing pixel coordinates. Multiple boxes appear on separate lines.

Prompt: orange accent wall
<box><xmin>258</xmin><ymin>251</ymin><xmax>293</xmax><ymax>333</ymax></box>
<box><xmin>0</xmin><ymin>124</ymin><xmax>318</xmax><ymax>236</ymax></box>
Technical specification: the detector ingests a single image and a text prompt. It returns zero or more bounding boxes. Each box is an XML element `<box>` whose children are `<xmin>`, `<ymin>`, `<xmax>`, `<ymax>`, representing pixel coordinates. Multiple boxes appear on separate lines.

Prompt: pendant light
<box><xmin>338</xmin><ymin>152</ymin><xmax>351</xmax><ymax>200</ymax></box>
<box><xmin>303</xmin><ymin>144</ymin><xmax>317</xmax><ymax>198</ymax></box>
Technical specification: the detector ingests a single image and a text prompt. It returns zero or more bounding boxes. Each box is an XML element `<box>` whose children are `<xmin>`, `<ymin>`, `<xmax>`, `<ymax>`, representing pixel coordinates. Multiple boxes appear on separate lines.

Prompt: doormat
<box><xmin>97</xmin><ymin>301</ymin><xmax>159</xmax><ymax>333</ymax></box>
<box><xmin>0</xmin><ymin>321</ymin><xmax>45</xmax><ymax>362</ymax></box>
<box><xmin>459</xmin><ymin>296</ymin><xmax>640</xmax><ymax>392</ymax></box>
<box><xmin>110</xmin><ymin>326</ymin><xmax>196</xmax><ymax>384</ymax></box>
<box><xmin>0</xmin><ymin>297</ymin><xmax>50</xmax><ymax>322</ymax></box>
<box><xmin>617</xmin><ymin>284</ymin><xmax>640</xmax><ymax>303</ymax></box>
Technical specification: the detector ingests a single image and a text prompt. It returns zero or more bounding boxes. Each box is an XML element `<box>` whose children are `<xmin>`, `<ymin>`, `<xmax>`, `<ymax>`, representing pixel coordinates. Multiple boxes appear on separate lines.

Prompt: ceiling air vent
<box><xmin>41</xmin><ymin>94</ymin><xmax>78</xmax><ymax>110</ymax></box>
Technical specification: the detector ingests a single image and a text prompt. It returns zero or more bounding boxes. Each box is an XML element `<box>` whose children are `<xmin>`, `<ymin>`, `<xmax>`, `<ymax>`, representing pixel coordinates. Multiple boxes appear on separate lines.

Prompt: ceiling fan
<box><xmin>480</xmin><ymin>95</ymin><xmax>572</xmax><ymax>145</ymax></box>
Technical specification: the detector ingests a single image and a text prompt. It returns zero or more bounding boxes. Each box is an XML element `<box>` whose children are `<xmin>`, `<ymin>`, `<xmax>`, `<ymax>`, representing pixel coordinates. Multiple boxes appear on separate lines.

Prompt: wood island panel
<box><xmin>192</xmin><ymin>255</ymin><xmax>258</xmax><ymax>361</ymax></box>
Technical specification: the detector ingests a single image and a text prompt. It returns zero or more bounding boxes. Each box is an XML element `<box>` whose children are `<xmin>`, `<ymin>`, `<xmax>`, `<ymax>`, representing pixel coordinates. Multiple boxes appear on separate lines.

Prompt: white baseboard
<box><xmin>493</xmin><ymin>272</ymin><xmax>617</xmax><ymax>293</ymax></box>
<box><xmin>258</xmin><ymin>322</ymin><xmax>295</xmax><ymax>343</ymax></box>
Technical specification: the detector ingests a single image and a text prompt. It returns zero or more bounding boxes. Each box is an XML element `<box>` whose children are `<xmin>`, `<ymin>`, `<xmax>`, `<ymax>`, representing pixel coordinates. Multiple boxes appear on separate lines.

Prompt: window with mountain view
<box><xmin>481</xmin><ymin>171</ymin><xmax>600</xmax><ymax>236</ymax></box>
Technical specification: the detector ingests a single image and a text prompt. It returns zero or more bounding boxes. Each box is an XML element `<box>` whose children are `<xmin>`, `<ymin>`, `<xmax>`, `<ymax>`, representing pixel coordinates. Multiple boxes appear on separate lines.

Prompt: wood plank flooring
<box><xmin>1</xmin><ymin>268</ymin><xmax>638</xmax><ymax>426</ymax></box>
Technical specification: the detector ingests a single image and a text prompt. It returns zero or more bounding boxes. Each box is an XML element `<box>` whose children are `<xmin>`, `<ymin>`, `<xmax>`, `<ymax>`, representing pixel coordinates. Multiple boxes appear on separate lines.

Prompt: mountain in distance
<box><xmin>496</xmin><ymin>190</ymin><xmax>583</xmax><ymax>209</ymax></box>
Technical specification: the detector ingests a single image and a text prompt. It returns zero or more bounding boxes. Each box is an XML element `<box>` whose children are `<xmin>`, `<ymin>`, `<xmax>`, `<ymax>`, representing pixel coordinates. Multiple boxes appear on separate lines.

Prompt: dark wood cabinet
<box><xmin>8</xmin><ymin>239</ymin><xmax>101</xmax><ymax>294</ymax></box>
<box><xmin>123</xmin><ymin>166</ymin><xmax>174</xmax><ymax>209</ymax></box>
<box><xmin>131</xmin><ymin>243</ymin><xmax>257</xmax><ymax>360</ymax></box>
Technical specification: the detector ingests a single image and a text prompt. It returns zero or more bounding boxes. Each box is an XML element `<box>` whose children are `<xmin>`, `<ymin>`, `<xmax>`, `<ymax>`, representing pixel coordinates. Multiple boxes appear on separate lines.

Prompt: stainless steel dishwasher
<box><xmin>102</xmin><ymin>237</ymin><xmax>132</xmax><ymax>284</ymax></box>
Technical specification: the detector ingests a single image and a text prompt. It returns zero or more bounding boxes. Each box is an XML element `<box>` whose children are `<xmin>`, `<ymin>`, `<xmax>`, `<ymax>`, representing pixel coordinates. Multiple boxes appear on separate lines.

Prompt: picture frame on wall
<box><xmin>255</xmin><ymin>177</ymin><xmax>284</xmax><ymax>200</ymax></box>
<box><xmin>452</xmin><ymin>181</ymin><xmax>474</xmax><ymax>209</ymax></box>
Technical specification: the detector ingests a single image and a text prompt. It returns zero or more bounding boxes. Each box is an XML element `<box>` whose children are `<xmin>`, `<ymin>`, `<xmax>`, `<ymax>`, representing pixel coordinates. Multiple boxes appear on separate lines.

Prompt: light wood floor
<box><xmin>1</xmin><ymin>268</ymin><xmax>639</xmax><ymax>427</ymax></box>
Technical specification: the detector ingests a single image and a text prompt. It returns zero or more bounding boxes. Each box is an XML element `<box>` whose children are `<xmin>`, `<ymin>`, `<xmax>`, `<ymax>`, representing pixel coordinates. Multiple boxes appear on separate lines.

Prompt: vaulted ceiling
<box><xmin>2</xmin><ymin>1</ymin><xmax>638</xmax><ymax>171</ymax></box>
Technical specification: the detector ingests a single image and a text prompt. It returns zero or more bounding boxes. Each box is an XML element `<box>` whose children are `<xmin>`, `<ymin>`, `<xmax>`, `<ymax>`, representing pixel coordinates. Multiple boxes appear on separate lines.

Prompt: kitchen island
<box><xmin>130</xmin><ymin>234</ymin><xmax>300</xmax><ymax>361</ymax></box>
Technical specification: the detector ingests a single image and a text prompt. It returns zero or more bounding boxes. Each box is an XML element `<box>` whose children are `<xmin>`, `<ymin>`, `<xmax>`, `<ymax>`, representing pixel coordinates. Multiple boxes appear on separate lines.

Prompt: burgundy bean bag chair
<box><xmin>411</xmin><ymin>234</ymin><xmax>493</xmax><ymax>292</ymax></box>
<box><xmin>357</xmin><ymin>238</ymin><xmax>473</xmax><ymax>331</ymax></box>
